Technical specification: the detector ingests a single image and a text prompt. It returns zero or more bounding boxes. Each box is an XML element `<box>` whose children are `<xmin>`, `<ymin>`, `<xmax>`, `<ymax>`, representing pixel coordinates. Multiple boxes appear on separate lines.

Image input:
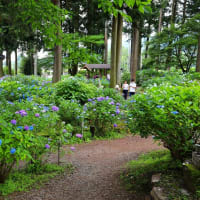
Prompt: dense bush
<box><xmin>55</xmin><ymin>77</ymin><xmax>98</xmax><ymax>104</ymax></box>
<box><xmin>127</xmin><ymin>82</ymin><xmax>200</xmax><ymax>161</ymax></box>
<box><xmin>85</xmin><ymin>96</ymin><xmax>122</xmax><ymax>137</ymax></box>
<box><xmin>97</xmin><ymin>87</ymin><xmax>124</xmax><ymax>103</ymax></box>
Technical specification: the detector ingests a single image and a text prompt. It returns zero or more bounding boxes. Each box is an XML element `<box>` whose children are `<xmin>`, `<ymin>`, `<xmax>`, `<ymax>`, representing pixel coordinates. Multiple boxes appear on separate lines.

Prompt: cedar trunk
<box><xmin>0</xmin><ymin>51</ymin><xmax>4</xmax><ymax>77</ymax></box>
<box><xmin>52</xmin><ymin>0</ymin><xmax>62</xmax><ymax>83</ymax></box>
<box><xmin>104</xmin><ymin>20</ymin><xmax>108</xmax><ymax>64</ymax></box>
<box><xmin>158</xmin><ymin>7</ymin><xmax>163</xmax><ymax>33</ymax></box>
<box><xmin>130</xmin><ymin>25</ymin><xmax>139</xmax><ymax>81</ymax></box>
<box><xmin>15</xmin><ymin>50</ymin><xmax>17</xmax><ymax>75</ymax></box>
<box><xmin>196</xmin><ymin>36</ymin><xmax>200</xmax><ymax>72</ymax></box>
<box><xmin>110</xmin><ymin>15</ymin><xmax>118</xmax><ymax>88</ymax></box>
<box><xmin>116</xmin><ymin>14</ymin><xmax>123</xmax><ymax>84</ymax></box>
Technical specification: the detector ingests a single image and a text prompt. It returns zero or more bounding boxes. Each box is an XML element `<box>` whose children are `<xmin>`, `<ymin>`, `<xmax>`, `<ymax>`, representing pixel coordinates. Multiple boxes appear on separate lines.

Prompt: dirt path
<box><xmin>9</xmin><ymin>135</ymin><xmax>162</xmax><ymax>200</ymax></box>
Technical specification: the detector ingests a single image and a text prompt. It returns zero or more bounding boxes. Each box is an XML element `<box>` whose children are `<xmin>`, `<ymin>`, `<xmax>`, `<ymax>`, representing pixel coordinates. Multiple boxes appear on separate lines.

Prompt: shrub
<box><xmin>0</xmin><ymin>101</ymin><xmax>61</xmax><ymax>183</ymax></box>
<box><xmin>58</xmin><ymin>100</ymin><xmax>83</xmax><ymax>133</ymax></box>
<box><xmin>55</xmin><ymin>77</ymin><xmax>98</xmax><ymax>105</ymax></box>
<box><xmin>97</xmin><ymin>87</ymin><xmax>124</xmax><ymax>103</ymax></box>
<box><xmin>127</xmin><ymin>82</ymin><xmax>200</xmax><ymax>161</ymax></box>
<box><xmin>85</xmin><ymin>96</ymin><xmax>123</xmax><ymax>137</ymax></box>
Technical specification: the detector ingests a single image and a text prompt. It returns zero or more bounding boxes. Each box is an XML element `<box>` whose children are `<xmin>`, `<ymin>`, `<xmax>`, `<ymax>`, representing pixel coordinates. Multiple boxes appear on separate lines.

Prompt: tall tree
<box><xmin>52</xmin><ymin>0</ymin><xmax>62</xmax><ymax>83</ymax></box>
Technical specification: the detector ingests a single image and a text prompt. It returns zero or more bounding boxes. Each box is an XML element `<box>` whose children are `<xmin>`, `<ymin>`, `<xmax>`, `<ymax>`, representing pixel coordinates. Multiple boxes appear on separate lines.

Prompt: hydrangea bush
<box><xmin>85</xmin><ymin>97</ymin><xmax>122</xmax><ymax>137</ymax></box>
<box><xmin>127</xmin><ymin>82</ymin><xmax>200</xmax><ymax>161</ymax></box>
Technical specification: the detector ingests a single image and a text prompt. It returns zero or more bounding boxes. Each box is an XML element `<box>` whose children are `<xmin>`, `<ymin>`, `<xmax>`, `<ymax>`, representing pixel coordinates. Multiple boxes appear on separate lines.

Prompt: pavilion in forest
<box><xmin>83</xmin><ymin>64</ymin><xmax>110</xmax><ymax>78</ymax></box>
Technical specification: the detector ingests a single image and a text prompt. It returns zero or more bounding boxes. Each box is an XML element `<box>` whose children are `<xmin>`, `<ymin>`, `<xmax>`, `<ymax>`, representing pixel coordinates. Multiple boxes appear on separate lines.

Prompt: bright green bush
<box><xmin>85</xmin><ymin>97</ymin><xmax>122</xmax><ymax>137</ymax></box>
<box><xmin>55</xmin><ymin>77</ymin><xmax>98</xmax><ymax>105</ymax></box>
<box><xmin>127</xmin><ymin>82</ymin><xmax>200</xmax><ymax>161</ymax></box>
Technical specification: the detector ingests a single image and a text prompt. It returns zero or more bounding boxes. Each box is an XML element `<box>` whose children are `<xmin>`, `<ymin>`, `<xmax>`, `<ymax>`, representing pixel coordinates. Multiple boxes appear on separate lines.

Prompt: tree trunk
<box><xmin>8</xmin><ymin>51</ymin><xmax>12</xmax><ymax>75</ymax></box>
<box><xmin>0</xmin><ymin>52</ymin><xmax>4</xmax><ymax>77</ymax></box>
<box><xmin>110</xmin><ymin>15</ymin><xmax>118</xmax><ymax>88</ymax></box>
<box><xmin>104</xmin><ymin>20</ymin><xmax>108</xmax><ymax>64</ymax></box>
<box><xmin>145</xmin><ymin>36</ymin><xmax>149</xmax><ymax>59</ymax></box>
<box><xmin>158</xmin><ymin>7</ymin><xmax>163</xmax><ymax>33</ymax></box>
<box><xmin>196</xmin><ymin>36</ymin><xmax>200</xmax><ymax>72</ymax></box>
<box><xmin>15</xmin><ymin>50</ymin><xmax>17</xmax><ymax>75</ymax></box>
<box><xmin>52</xmin><ymin>0</ymin><xmax>62</xmax><ymax>83</ymax></box>
<box><xmin>182</xmin><ymin>0</ymin><xmax>187</xmax><ymax>24</ymax></box>
<box><xmin>33</xmin><ymin>47</ymin><xmax>37</xmax><ymax>76</ymax></box>
<box><xmin>171</xmin><ymin>0</ymin><xmax>178</xmax><ymax>25</ymax></box>
<box><xmin>130</xmin><ymin>24</ymin><xmax>139</xmax><ymax>81</ymax></box>
<box><xmin>137</xmin><ymin>34</ymin><xmax>141</xmax><ymax>70</ymax></box>
<box><xmin>116</xmin><ymin>14</ymin><xmax>123</xmax><ymax>84</ymax></box>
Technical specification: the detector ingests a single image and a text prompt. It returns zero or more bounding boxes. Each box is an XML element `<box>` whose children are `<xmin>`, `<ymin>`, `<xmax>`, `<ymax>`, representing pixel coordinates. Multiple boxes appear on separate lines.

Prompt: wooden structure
<box><xmin>83</xmin><ymin>64</ymin><xmax>110</xmax><ymax>78</ymax></box>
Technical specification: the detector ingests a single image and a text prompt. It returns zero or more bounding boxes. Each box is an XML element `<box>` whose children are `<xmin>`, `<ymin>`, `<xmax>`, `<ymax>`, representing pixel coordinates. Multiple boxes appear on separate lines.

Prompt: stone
<box><xmin>180</xmin><ymin>188</ymin><xmax>190</xmax><ymax>196</ymax></box>
<box><xmin>151</xmin><ymin>173</ymin><xmax>161</xmax><ymax>184</ymax></box>
<box><xmin>192</xmin><ymin>152</ymin><xmax>200</xmax><ymax>169</ymax></box>
<box><xmin>150</xmin><ymin>187</ymin><xmax>168</xmax><ymax>200</ymax></box>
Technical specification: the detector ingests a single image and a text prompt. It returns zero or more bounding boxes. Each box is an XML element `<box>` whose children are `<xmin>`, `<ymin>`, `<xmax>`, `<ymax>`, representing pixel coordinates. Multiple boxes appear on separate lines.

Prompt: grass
<box><xmin>121</xmin><ymin>150</ymin><xmax>181</xmax><ymax>193</ymax></box>
<box><xmin>0</xmin><ymin>163</ymin><xmax>73</xmax><ymax>196</ymax></box>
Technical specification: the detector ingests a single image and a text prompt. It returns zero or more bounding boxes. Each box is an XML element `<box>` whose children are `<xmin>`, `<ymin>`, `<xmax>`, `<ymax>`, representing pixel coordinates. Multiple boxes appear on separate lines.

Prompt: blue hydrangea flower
<box><xmin>29</xmin><ymin>126</ymin><xmax>34</xmax><ymax>131</ymax></box>
<box><xmin>0</xmin><ymin>139</ymin><xmax>2</xmax><ymax>146</ymax></box>
<box><xmin>171</xmin><ymin>111</ymin><xmax>179</xmax><ymax>115</ymax></box>
<box><xmin>10</xmin><ymin>148</ymin><xmax>16</xmax><ymax>154</ymax></box>
<box><xmin>156</xmin><ymin>105</ymin><xmax>164</xmax><ymax>108</ymax></box>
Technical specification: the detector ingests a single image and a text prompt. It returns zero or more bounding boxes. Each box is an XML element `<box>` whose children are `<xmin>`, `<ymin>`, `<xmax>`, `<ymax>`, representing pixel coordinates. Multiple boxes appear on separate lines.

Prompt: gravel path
<box><xmin>8</xmin><ymin>135</ymin><xmax>162</xmax><ymax>200</ymax></box>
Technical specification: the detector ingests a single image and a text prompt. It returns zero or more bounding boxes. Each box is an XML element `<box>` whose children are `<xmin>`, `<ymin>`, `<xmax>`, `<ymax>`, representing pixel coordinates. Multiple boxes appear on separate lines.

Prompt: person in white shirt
<box><xmin>129</xmin><ymin>79</ymin><xmax>136</xmax><ymax>97</ymax></box>
<box><xmin>122</xmin><ymin>80</ymin><xmax>129</xmax><ymax>100</ymax></box>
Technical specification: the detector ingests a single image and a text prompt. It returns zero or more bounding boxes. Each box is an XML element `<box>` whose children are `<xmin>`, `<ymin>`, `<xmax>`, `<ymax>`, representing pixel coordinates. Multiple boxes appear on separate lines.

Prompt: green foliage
<box><xmin>55</xmin><ymin>77</ymin><xmax>98</xmax><ymax>105</ymax></box>
<box><xmin>121</xmin><ymin>71</ymin><xmax>131</xmax><ymax>84</ymax></box>
<box><xmin>58</xmin><ymin>100</ymin><xmax>83</xmax><ymax>133</ymax></box>
<box><xmin>97</xmin><ymin>87</ymin><xmax>124</xmax><ymax>103</ymax></box>
<box><xmin>121</xmin><ymin>150</ymin><xmax>177</xmax><ymax>192</ymax></box>
<box><xmin>0</xmin><ymin>164</ymin><xmax>67</xmax><ymax>196</ymax></box>
<box><xmin>85</xmin><ymin>97</ymin><xmax>122</xmax><ymax>137</ymax></box>
<box><xmin>127</xmin><ymin>83</ymin><xmax>200</xmax><ymax>161</ymax></box>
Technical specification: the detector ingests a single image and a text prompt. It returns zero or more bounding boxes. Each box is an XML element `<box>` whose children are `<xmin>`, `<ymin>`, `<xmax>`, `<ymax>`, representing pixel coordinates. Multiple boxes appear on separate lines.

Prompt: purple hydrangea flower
<box><xmin>116</xmin><ymin>103</ymin><xmax>120</xmax><ymax>106</ymax></box>
<box><xmin>113</xmin><ymin>124</ymin><xmax>118</xmax><ymax>128</ymax></box>
<box><xmin>116</xmin><ymin>109</ymin><xmax>120</xmax><ymax>115</ymax></box>
<box><xmin>19</xmin><ymin>110</ymin><xmax>27</xmax><ymax>117</ymax></box>
<box><xmin>24</xmin><ymin>125</ymin><xmax>29</xmax><ymax>131</ymax></box>
<box><xmin>76</xmin><ymin>134</ymin><xmax>83</xmax><ymax>138</ymax></box>
<box><xmin>10</xmin><ymin>148</ymin><xmax>16</xmax><ymax>154</ymax></box>
<box><xmin>105</xmin><ymin>96</ymin><xmax>110</xmax><ymax>100</ymax></box>
<box><xmin>88</xmin><ymin>99</ymin><xmax>92</xmax><ymax>102</ymax></box>
<box><xmin>63</xmin><ymin>129</ymin><xmax>67</xmax><ymax>133</ymax></box>
<box><xmin>35</xmin><ymin>113</ymin><xmax>40</xmax><ymax>117</ymax></box>
<box><xmin>45</xmin><ymin>144</ymin><xmax>50</xmax><ymax>149</ymax></box>
<box><xmin>109</xmin><ymin>101</ymin><xmax>115</xmax><ymax>105</ymax></box>
<box><xmin>93</xmin><ymin>109</ymin><xmax>96</xmax><ymax>111</ymax></box>
<box><xmin>70</xmin><ymin>146</ymin><xmax>75</xmax><ymax>151</ymax></box>
<box><xmin>11</xmin><ymin>119</ymin><xmax>17</xmax><ymax>125</ymax></box>
<box><xmin>111</xmin><ymin>114</ymin><xmax>115</xmax><ymax>117</ymax></box>
<box><xmin>52</xmin><ymin>106</ymin><xmax>59</xmax><ymax>111</ymax></box>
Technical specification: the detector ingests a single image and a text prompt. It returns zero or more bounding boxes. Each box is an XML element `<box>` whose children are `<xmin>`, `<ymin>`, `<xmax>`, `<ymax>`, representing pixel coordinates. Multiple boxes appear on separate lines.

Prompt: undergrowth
<box><xmin>0</xmin><ymin>163</ymin><xmax>73</xmax><ymax>196</ymax></box>
<box><xmin>121</xmin><ymin>150</ymin><xmax>181</xmax><ymax>193</ymax></box>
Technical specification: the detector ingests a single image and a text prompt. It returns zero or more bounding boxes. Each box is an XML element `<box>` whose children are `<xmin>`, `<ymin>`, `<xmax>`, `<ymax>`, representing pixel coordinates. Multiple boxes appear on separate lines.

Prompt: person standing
<box><xmin>122</xmin><ymin>80</ymin><xmax>129</xmax><ymax>100</ymax></box>
<box><xmin>129</xmin><ymin>79</ymin><xmax>136</xmax><ymax>96</ymax></box>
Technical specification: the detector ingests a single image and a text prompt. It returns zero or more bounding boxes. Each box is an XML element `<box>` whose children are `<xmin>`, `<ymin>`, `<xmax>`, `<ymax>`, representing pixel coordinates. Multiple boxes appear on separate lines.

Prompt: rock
<box><xmin>192</xmin><ymin>152</ymin><xmax>200</xmax><ymax>169</ymax></box>
<box><xmin>151</xmin><ymin>174</ymin><xmax>161</xmax><ymax>184</ymax></box>
<box><xmin>180</xmin><ymin>188</ymin><xmax>190</xmax><ymax>196</ymax></box>
<box><xmin>150</xmin><ymin>187</ymin><xmax>168</xmax><ymax>200</ymax></box>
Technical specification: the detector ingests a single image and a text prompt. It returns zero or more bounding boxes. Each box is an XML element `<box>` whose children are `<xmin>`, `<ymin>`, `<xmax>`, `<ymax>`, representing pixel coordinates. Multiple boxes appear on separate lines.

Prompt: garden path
<box><xmin>9</xmin><ymin>135</ymin><xmax>162</xmax><ymax>200</ymax></box>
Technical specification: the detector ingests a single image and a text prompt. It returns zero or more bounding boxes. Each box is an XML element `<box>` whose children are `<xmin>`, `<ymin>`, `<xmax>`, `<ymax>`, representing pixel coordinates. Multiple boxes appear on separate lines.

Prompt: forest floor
<box><xmin>8</xmin><ymin>135</ymin><xmax>162</xmax><ymax>200</ymax></box>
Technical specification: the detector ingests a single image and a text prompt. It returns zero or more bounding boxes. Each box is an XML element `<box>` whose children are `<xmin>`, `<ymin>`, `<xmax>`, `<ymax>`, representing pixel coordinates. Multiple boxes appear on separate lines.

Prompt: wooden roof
<box><xmin>83</xmin><ymin>64</ymin><xmax>110</xmax><ymax>70</ymax></box>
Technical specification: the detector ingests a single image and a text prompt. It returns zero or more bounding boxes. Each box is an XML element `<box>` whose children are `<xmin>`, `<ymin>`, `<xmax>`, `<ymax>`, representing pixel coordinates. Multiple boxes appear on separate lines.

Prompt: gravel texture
<box><xmin>7</xmin><ymin>135</ymin><xmax>162</xmax><ymax>200</ymax></box>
